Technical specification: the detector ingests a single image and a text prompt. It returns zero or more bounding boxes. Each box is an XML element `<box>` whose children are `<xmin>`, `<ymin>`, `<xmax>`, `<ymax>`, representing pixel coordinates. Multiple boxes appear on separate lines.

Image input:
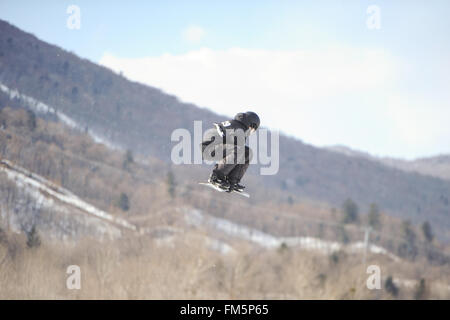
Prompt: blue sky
<box><xmin>1</xmin><ymin>1</ymin><xmax>450</xmax><ymax>159</ymax></box>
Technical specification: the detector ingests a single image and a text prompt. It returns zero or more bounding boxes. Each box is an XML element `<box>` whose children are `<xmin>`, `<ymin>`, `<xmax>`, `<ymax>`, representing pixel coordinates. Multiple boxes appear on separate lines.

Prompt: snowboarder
<box><xmin>201</xmin><ymin>111</ymin><xmax>260</xmax><ymax>192</ymax></box>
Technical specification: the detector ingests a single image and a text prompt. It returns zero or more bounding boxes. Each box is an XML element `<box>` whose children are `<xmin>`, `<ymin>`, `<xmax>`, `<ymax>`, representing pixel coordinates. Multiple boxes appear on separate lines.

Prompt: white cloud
<box><xmin>99</xmin><ymin>47</ymin><xmax>450</xmax><ymax>158</ymax></box>
<box><xmin>182</xmin><ymin>25</ymin><xmax>205</xmax><ymax>43</ymax></box>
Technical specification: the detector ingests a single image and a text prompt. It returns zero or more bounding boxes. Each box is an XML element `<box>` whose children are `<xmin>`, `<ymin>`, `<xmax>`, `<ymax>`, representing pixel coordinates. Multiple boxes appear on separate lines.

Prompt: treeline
<box><xmin>1</xmin><ymin>225</ymin><xmax>447</xmax><ymax>299</ymax></box>
<box><xmin>338</xmin><ymin>198</ymin><xmax>448</xmax><ymax>264</ymax></box>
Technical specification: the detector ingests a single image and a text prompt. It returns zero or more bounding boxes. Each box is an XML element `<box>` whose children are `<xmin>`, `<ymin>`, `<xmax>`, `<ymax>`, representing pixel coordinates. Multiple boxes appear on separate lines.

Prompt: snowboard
<box><xmin>199</xmin><ymin>182</ymin><xmax>250</xmax><ymax>198</ymax></box>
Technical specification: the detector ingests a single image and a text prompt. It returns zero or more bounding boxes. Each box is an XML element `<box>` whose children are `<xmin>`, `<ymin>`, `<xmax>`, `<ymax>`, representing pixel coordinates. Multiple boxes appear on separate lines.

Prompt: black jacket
<box><xmin>201</xmin><ymin>119</ymin><xmax>249</xmax><ymax>159</ymax></box>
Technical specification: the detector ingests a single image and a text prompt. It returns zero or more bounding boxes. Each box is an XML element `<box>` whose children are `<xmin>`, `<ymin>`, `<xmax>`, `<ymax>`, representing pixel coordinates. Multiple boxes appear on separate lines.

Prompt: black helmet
<box><xmin>234</xmin><ymin>111</ymin><xmax>260</xmax><ymax>130</ymax></box>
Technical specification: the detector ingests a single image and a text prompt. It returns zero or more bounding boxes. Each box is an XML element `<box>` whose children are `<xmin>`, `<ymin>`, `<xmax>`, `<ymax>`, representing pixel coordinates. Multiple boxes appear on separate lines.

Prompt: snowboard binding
<box><xmin>203</xmin><ymin>173</ymin><xmax>249</xmax><ymax>197</ymax></box>
<box><xmin>208</xmin><ymin>173</ymin><xmax>230</xmax><ymax>190</ymax></box>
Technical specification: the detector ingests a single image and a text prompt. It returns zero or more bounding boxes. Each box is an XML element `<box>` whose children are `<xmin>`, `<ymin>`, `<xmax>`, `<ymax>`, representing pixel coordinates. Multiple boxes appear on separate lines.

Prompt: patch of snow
<box><xmin>183</xmin><ymin>208</ymin><xmax>400</xmax><ymax>260</ymax></box>
<box><xmin>393</xmin><ymin>277</ymin><xmax>417</xmax><ymax>289</ymax></box>
<box><xmin>0</xmin><ymin>82</ymin><xmax>120</xmax><ymax>150</ymax></box>
<box><xmin>204</xmin><ymin>236</ymin><xmax>235</xmax><ymax>255</ymax></box>
<box><xmin>0</xmin><ymin>159</ymin><xmax>136</xmax><ymax>231</ymax></box>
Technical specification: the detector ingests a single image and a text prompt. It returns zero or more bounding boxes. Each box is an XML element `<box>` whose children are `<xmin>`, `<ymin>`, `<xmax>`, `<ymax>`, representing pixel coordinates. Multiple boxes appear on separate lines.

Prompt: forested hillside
<box><xmin>1</xmin><ymin>105</ymin><xmax>449</xmax><ymax>299</ymax></box>
<box><xmin>1</xmin><ymin>19</ymin><xmax>449</xmax><ymax>241</ymax></box>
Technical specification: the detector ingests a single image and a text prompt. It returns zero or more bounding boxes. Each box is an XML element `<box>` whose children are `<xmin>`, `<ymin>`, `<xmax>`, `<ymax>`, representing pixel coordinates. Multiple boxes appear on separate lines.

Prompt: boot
<box><xmin>228</xmin><ymin>179</ymin><xmax>245</xmax><ymax>192</ymax></box>
<box><xmin>208</xmin><ymin>172</ymin><xmax>230</xmax><ymax>190</ymax></box>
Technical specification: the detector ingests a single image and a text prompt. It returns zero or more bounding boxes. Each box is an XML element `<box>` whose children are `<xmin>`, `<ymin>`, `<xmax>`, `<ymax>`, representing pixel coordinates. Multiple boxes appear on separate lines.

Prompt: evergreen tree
<box><xmin>26</xmin><ymin>110</ymin><xmax>37</xmax><ymax>131</ymax></box>
<box><xmin>167</xmin><ymin>170</ymin><xmax>176</xmax><ymax>199</ymax></box>
<box><xmin>385</xmin><ymin>276</ymin><xmax>399</xmax><ymax>297</ymax></box>
<box><xmin>287</xmin><ymin>195</ymin><xmax>294</xmax><ymax>205</ymax></box>
<box><xmin>118</xmin><ymin>193</ymin><xmax>130</xmax><ymax>211</ymax></box>
<box><xmin>337</xmin><ymin>225</ymin><xmax>350</xmax><ymax>244</ymax></box>
<box><xmin>125</xmin><ymin>149</ymin><xmax>134</xmax><ymax>163</ymax></box>
<box><xmin>414</xmin><ymin>278</ymin><xmax>427</xmax><ymax>300</ymax></box>
<box><xmin>367</xmin><ymin>203</ymin><xmax>381</xmax><ymax>229</ymax></box>
<box><xmin>123</xmin><ymin>149</ymin><xmax>134</xmax><ymax>170</ymax></box>
<box><xmin>421</xmin><ymin>221</ymin><xmax>434</xmax><ymax>243</ymax></box>
<box><xmin>26</xmin><ymin>225</ymin><xmax>41</xmax><ymax>248</ymax></box>
<box><xmin>341</xmin><ymin>198</ymin><xmax>359</xmax><ymax>224</ymax></box>
<box><xmin>398</xmin><ymin>220</ymin><xmax>418</xmax><ymax>260</ymax></box>
<box><xmin>0</xmin><ymin>226</ymin><xmax>6</xmax><ymax>244</ymax></box>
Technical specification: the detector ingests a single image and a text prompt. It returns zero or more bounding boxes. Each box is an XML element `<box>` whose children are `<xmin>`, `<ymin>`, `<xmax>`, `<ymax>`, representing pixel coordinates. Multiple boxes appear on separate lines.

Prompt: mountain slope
<box><xmin>0</xmin><ymin>159</ymin><xmax>133</xmax><ymax>240</ymax></box>
<box><xmin>328</xmin><ymin>145</ymin><xmax>450</xmax><ymax>181</ymax></box>
<box><xmin>1</xmin><ymin>19</ymin><xmax>450</xmax><ymax>241</ymax></box>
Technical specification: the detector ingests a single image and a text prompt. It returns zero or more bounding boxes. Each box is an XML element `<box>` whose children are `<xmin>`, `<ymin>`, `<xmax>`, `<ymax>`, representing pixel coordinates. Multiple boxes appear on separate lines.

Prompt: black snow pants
<box><xmin>214</xmin><ymin>144</ymin><xmax>252</xmax><ymax>184</ymax></box>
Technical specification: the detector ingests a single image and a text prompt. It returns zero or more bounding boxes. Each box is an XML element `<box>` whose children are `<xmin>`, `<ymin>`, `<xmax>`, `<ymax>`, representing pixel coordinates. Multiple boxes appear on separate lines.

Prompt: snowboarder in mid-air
<box><xmin>200</xmin><ymin>111</ymin><xmax>260</xmax><ymax>193</ymax></box>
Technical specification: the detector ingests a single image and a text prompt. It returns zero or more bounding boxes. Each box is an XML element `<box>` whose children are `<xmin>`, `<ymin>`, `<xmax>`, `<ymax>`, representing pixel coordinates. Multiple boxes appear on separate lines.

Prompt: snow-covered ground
<box><xmin>0</xmin><ymin>82</ymin><xmax>120</xmax><ymax>150</ymax></box>
<box><xmin>182</xmin><ymin>208</ymin><xmax>450</xmax><ymax>293</ymax></box>
<box><xmin>0</xmin><ymin>159</ymin><xmax>136</xmax><ymax>235</ymax></box>
<box><xmin>183</xmin><ymin>208</ymin><xmax>400</xmax><ymax>261</ymax></box>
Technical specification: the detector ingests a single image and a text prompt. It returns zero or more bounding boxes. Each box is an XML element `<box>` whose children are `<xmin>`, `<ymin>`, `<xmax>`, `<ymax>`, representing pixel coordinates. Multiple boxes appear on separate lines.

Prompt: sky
<box><xmin>1</xmin><ymin>0</ymin><xmax>450</xmax><ymax>159</ymax></box>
